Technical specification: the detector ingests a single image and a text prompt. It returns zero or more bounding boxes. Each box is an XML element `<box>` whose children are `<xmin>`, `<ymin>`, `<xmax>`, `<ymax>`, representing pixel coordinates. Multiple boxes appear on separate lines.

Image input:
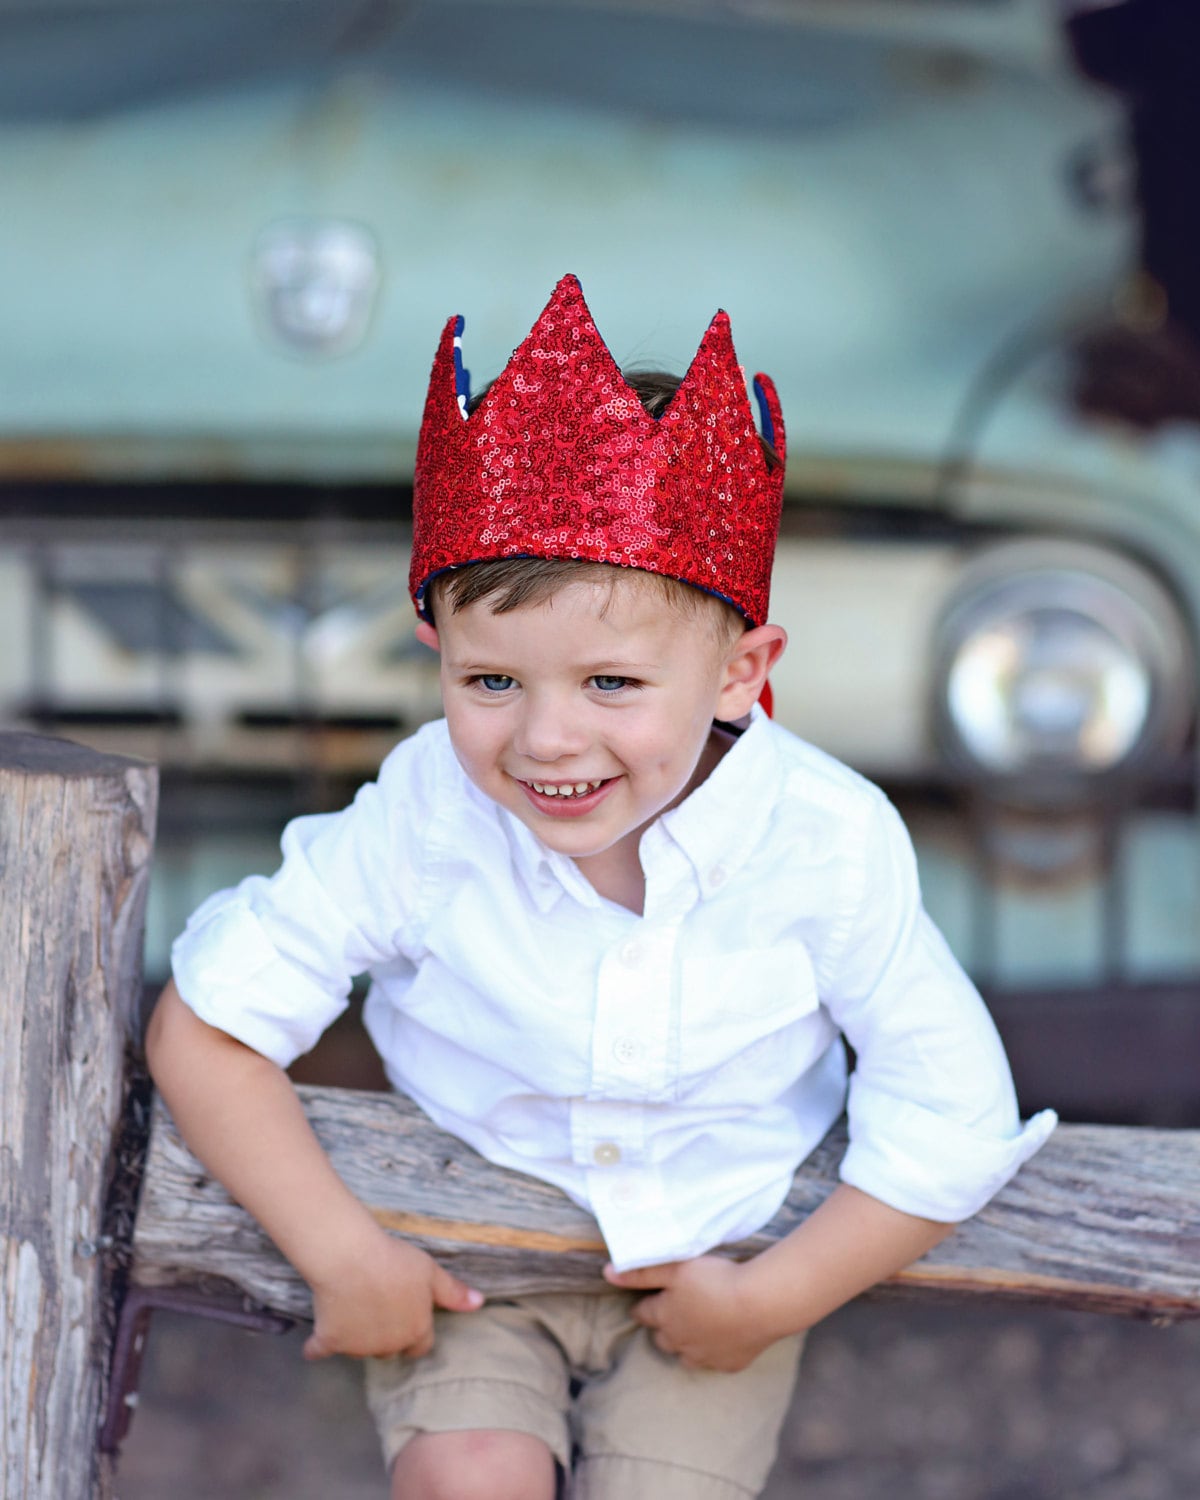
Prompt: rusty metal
<box><xmin>0</xmin><ymin>433</ymin><xmax>414</xmax><ymax>483</ymax></box>
<box><xmin>99</xmin><ymin>1283</ymin><xmax>295</xmax><ymax>1455</ymax></box>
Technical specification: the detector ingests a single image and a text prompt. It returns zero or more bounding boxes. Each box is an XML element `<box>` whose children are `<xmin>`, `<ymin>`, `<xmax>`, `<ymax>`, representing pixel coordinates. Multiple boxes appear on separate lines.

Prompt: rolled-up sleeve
<box><xmin>171</xmin><ymin>732</ymin><xmax>435</xmax><ymax>1069</ymax></box>
<box><xmin>826</xmin><ymin>792</ymin><xmax>1056</xmax><ymax>1222</ymax></box>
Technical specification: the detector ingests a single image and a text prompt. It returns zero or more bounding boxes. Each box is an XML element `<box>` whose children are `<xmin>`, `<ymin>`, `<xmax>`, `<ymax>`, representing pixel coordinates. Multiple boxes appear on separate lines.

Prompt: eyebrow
<box><xmin>448</xmin><ymin>658</ymin><xmax>657</xmax><ymax>674</ymax></box>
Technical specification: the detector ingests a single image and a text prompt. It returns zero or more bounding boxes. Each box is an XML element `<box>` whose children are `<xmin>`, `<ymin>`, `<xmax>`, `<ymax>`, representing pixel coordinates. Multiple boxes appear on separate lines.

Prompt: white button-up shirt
<box><xmin>172</xmin><ymin>709</ymin><xmax>1055</xmax><ymax>1270</ymax></box>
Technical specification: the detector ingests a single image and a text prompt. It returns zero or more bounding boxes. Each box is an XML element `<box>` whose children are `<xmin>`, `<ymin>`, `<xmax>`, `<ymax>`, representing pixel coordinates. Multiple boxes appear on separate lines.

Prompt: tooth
<box><xmin>529</xmin><ymin>780</ymin><xmax>604</xmax><ymax>796</ymax></box>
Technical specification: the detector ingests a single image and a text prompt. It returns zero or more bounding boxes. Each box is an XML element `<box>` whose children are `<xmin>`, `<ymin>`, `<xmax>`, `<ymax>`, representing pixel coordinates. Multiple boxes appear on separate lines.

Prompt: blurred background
<box><xmin>2</xmin><ymin>1</ymin><xmax>1199</xmax><ymax>1494</ymax></box>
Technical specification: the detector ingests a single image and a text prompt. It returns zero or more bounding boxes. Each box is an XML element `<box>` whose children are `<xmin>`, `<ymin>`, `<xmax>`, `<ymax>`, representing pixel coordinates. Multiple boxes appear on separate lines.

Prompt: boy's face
<box><xmin>424</xmin><ymin>574</ymin><xmax>776</xmax><ymax>874</ymax></box>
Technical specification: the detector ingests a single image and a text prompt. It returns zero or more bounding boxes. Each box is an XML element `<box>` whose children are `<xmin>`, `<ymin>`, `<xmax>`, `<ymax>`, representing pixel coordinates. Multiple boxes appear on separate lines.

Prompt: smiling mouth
<box><xmin>522</xmin><ymin>778</ymin><xmax>606</xmax><ymax>799</ymax></box>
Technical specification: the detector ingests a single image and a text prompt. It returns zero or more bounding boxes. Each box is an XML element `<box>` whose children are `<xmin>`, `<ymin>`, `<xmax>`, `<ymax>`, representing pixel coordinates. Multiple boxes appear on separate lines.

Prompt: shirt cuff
<box><xmin>839</xmin><ymin>1075</ymin><xmax>1058</xmax><ymax>1223</ymax></box>
<box><xmin>171</xmin><ymin>897</ymin><xmax>348</xmax><ymax>1070</ymax></box>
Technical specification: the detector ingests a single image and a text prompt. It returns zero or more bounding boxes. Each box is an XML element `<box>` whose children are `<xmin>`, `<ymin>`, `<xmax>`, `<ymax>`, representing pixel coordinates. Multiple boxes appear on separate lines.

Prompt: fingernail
<box><xmin>466</xmin><ymin>1288</ymin><xmax>484</xmax><ymax>1309</ymax></box>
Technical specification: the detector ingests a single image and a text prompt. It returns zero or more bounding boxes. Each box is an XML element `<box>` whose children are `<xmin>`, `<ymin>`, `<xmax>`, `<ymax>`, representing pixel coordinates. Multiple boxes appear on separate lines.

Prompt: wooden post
<box><xmin>0</xmin><ymin>734</ymin><xmax>157</xmax><ymax>1500</ymax></box>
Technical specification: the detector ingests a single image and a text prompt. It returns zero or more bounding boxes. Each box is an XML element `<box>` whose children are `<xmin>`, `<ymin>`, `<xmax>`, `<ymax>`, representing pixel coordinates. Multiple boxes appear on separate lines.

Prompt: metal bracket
<box><xmin>99</xmin><ymin>1284</ymin><xmax>296</xmax><ymax>1454</ymax></box>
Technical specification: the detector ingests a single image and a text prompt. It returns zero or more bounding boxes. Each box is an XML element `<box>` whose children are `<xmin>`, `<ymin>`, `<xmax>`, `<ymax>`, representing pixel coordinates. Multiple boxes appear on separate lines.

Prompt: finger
<box><xmin>631</xmin><ymin>1293</ymin><xmax>661</xmax><ymax>1328</ymax></box>
<box><xmin>302</xmin><ymin>1331</ymin><xmax>331</xmax><ymax>1362</ymax></box>
<box><xmin>651</xmin><ymin>1328</ymin><xmax>679</xmax><ymax>1357</ymax></box>
<box><xmin>405</xmin><ymin>1330</ymin><xmax>435</xmax><ymax>1360</ymax></box>
<box><xmin>431</xmin><ymin>1264</ymin><xmax>485</xmax><ymax>1312</ymax></box>
<box><xmin>603</xmin><ymin>1261</ymin><xmax>680</xmax><ymax>1291</ymax></box>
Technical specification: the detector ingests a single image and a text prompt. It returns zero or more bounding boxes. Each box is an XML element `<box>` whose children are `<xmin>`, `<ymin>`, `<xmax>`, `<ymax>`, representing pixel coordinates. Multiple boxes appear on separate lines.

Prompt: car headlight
<box><xmin>933</xmin><ymin>539</ymin><xmax>1194</xmax><ymax>787</ymax></box>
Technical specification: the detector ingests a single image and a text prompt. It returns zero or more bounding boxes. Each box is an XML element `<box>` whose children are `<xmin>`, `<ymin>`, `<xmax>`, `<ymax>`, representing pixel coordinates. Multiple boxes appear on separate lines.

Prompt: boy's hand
<box><xmin>304</xmin><ymin>1233</ymin><xmax>483</xmax><ymax>1362</ymax></box>
<box><xmin>604</xmin><ymin>1255</ymin><xmax>781</xmax><ymax>1373</ymax></box>
<box><xmin>606</xmin><ymin>1187</ymin><xmax>956</xmax><ymax>1373</ymax></box>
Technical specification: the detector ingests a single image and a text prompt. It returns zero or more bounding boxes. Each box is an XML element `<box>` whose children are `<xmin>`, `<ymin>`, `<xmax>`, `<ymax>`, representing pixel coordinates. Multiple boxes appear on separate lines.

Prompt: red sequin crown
<box><xmin>410</xmin><ymin>273</ymin><xmax>785</xmax><ymax>626</ymax></box>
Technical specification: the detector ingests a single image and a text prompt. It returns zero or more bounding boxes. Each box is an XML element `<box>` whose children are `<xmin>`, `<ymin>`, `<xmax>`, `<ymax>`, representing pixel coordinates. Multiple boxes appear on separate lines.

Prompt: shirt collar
<box><xmin>492</xmin><ymin>705</ymin><xmax>781</xmax><ymax>913</ymax></box>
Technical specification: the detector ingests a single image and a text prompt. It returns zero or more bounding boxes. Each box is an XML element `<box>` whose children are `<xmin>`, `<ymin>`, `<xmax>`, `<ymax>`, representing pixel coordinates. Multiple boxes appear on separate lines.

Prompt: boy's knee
<box><xmin>390</xmin><ymin>1429</ymin><xmax>557</xmax><ymax>1500</ymax></box>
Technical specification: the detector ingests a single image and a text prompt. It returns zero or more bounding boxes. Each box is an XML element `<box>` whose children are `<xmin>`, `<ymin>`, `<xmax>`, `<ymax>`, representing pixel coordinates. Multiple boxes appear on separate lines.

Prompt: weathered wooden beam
<box><xmin>133</xmin><ymin>1085</ymin><xmax>1200</xmax><ymax>1324</ymax></box>
<box><xmin>0</xmin><ymin>734</ymin><xmax>157</xmax><ymax>1500</ymax></box>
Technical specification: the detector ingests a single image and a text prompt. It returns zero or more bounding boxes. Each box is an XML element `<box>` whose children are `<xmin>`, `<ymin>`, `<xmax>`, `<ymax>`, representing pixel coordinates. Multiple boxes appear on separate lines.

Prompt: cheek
<box><xmin>634</xmin><ymin>721</ymin><xmax>706</xmax><ymax>780</ymax></box>
<box><xmin>443</xmin><ymin>701</ymin><xmax>501</xmax><ymax>772</ymax></box>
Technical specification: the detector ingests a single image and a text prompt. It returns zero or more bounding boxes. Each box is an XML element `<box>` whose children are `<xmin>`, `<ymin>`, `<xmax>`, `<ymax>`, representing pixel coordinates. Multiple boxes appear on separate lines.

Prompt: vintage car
<box><xmin>2</xmin><ymin>2</ymin><xmax>1194</xmax><ymax>1119</ymax></box>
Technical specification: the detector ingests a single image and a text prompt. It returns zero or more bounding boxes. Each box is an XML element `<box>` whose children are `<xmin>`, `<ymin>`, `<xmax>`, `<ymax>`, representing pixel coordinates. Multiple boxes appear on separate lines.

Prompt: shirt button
<box><xmin>708</xmin><ymin>864</ymin><xmax>727</xmax><ymax>888</ymax></box>
<box><xmin>620</xmin><ymin>940</ymin><xmax>644</xmax><ymax>967</ymax></box>
<box><xmin>593</xmin><ymin>1142</ymin><xmax>622</xmax><ymax>1167</ymax></box>
<box><xmin>613</xmin><ymin>1036</ymin><xmax>641</xmax><ymax>1064</ymax></box>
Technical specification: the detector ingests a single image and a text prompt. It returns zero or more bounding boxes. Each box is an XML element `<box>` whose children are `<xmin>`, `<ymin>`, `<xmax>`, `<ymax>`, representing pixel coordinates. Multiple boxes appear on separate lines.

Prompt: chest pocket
<box><xmin>677</xmin><ymin>941</ymin><xmax>827</xmax><ymax>1096</ymax></box>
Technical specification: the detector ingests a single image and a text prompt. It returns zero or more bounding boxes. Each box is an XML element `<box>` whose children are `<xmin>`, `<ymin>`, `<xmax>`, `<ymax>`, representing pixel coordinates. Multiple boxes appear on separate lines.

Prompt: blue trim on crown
<box><xmin>453</xmin><ymin>314</ymin><xmax>471</xmax><ymax>412</ymax></box>
<box><xmin>752</xmin><ymin>376</ymin><xmax>774</xmax><ymax>449</ymax></box>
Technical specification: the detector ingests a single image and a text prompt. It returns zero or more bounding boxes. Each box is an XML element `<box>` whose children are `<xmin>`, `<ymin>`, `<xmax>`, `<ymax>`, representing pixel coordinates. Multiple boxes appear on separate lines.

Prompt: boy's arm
<box><xmin>144</xmin><ymin>981</ymin><xmax>482</xmax><ymax>1360</ymax></box>
<box><xmin>605</xmin><ymin>1183</ymin><xmax>953</xmax><ymax>1372</ymax></box>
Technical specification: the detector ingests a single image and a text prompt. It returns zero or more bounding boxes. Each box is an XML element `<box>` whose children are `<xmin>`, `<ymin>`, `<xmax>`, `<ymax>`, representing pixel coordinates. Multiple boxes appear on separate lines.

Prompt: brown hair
<box><xmin>428</xmin><ymin>555</ymin><xmax>741</xmax><ymax>640</ymax></box>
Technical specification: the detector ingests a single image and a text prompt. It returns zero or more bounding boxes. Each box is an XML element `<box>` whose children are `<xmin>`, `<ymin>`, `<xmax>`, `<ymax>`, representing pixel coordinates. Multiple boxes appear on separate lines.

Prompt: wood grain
<box><xmin>132</xmin><ymin>1086</ymin><xmax>1200</xmax><ymax>1323</ymax></box>
<box><xmin>0</xmin><ymin>733</ymin><xmax>157</xmax><ymax>1500</ymax></box>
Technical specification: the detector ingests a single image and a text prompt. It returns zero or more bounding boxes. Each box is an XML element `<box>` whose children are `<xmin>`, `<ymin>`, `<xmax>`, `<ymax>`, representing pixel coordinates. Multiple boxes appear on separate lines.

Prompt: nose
<box><xmin>512</xmin><ymin>691</ymin><xmax>587</xmax><ymax>763</ymax></box>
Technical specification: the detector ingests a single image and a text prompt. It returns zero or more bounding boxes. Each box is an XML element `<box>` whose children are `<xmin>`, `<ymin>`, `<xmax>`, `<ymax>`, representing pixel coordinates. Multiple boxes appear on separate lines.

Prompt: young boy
<box><xmin>146</xmin><ymin>274</ymin><xmax>1055</xmax><ymax>1500</ymax></box>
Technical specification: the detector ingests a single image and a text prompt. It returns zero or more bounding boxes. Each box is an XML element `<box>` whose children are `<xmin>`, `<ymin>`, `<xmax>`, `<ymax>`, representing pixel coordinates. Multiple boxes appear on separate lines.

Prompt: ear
<box><xmin>415</xmin><ymin>620</ymin><xmax>440</xmax><ymax>653</ymax></box>
<box><xmin>716</xmin><ymin>624</ymin><xmax>787</xmax><ymax>721</ymax></box>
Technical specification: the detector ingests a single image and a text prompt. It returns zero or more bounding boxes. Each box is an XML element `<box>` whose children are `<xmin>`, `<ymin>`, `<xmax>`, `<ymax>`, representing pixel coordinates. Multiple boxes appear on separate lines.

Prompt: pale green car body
<box><xmin>2</xmin><ymin>5</ymin><xmax>1194</xmax><ymax>1116</ymax></box>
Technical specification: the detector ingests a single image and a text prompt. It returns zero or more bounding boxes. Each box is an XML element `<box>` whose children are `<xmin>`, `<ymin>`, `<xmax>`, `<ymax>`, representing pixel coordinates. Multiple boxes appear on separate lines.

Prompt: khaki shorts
<box><xmin>364</xmin><ymin>1289</ymin><xmax>803</xmax><ymax>1500</ymax></box>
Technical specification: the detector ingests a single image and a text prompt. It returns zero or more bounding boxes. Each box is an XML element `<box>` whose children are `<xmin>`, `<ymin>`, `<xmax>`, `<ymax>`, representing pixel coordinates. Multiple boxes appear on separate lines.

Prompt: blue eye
<box><xmin>479</xmin><ymin>674</ymin><xmax>515</xmax><ymax>692</ymax></box>
<box><xmin>592</xmin><ymin>676</ymin><xmax>629</xmax><ymax>692</ymax></box>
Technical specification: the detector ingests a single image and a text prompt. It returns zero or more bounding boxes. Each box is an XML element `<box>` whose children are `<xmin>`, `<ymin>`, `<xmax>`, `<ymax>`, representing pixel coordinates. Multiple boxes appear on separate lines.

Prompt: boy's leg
<box><xmin>365</xmin><ymin>1298</ymin><xmax>572</xmax><ymax>1497</ymax></box>
<box><xmin>570</xmin><ymin>1293</ymin><xmax>804</xmax><ymax>1500</ymax></box>
<box><xmin>389</xmin><ymin>1430</ymin><xmax>556</xmax><ymax>1500</ymax></box>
